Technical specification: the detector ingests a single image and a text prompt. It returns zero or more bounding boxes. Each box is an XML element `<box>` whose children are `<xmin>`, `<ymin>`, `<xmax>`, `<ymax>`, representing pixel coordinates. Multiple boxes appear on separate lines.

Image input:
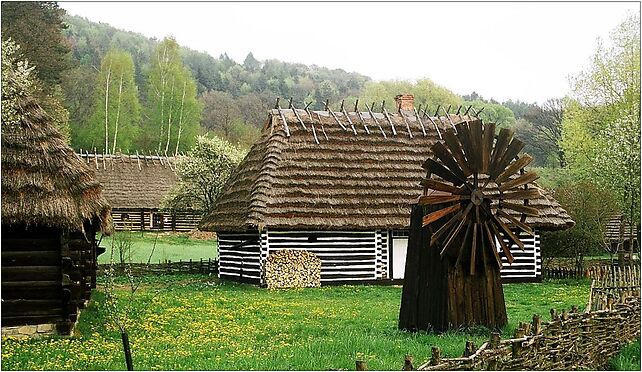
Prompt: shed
<box><xmin>201</xmin><ymin>95</ymin><xmax>574</xmax><ymax>285</ymax></box>
<box><xmin>2</xmin><ymin>96</ymin><xmax>112</xmax><ymax>336</ymax></box>
<box><xmin>77</xmin><ymin>151</ymin><xmax>201</xmax><ymax>232</ymax></box>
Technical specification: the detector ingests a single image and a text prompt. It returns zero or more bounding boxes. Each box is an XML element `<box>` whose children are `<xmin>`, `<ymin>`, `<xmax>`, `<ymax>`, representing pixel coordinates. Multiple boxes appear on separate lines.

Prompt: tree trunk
<box><xmin>104</xmin><ymin>61</ymin><xmax>112</xmax><ymax>152</ymax></box>
<box><xmin>112</xmin><ymin>72</ymin><xmax>124</xmax><ymax>154</ymax></box>
<box><xmin>399</xmin><ymin>205</ymin><xmax>507</xmax><ymax>333</ymax></box>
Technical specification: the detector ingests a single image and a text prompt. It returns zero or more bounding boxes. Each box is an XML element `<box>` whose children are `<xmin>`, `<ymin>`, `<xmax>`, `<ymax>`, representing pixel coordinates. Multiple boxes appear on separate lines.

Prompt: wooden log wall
<box><xmin>265</xmin><ymin>230</ymin><xmax>378</xmax><ymax>283</ymax></box>
<box><xmin>1</xmin><ymin>223</ymin><xmax>99</xmax><ymax>334</ymax></box>
<box><xmin>217</xmin><ymin>232</ymin><xmax>261</xmax><ymax>284</ymax></box>
<box><xmin>415</xmin><ymin>296</ymin><xmax>641</xmax><ymax>371</ymax></box>
<box><xmin>111</xmin><ymin>208</ymin><xmax>201</xmax><ymax>232</ymax></box>
<box><xmin>498</xmin><ymin>230</ymin><xmax>541</xmax><ymax>281</ymax></box>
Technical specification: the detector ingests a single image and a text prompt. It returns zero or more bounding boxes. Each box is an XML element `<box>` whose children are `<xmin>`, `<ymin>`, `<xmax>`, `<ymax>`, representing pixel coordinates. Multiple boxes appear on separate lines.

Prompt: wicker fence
<box><xmin>381</xmin><ymin>265</ymin><xmax>641</xmax><ymax>371</ymax></box>
<box><xmin>98</xmin><ymin>258</ymin><xmax>219</xmax><ymax>276</ymax></box>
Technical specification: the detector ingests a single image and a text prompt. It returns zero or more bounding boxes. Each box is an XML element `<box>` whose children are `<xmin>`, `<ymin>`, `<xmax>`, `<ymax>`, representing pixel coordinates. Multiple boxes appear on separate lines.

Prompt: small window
<box><xmin>121</xmin><ymin>213</ymin><xmax>130</xmax><ymax>221</ymax></box>
<box><xmin>392</xmin><ymin>230</ymin><xmax>409</xmax><ymax>238</ymax></box>
<box><xmin>308</xmin><ymin>235</ymin><xmax>318</xmax><ymax>242</ymax></box>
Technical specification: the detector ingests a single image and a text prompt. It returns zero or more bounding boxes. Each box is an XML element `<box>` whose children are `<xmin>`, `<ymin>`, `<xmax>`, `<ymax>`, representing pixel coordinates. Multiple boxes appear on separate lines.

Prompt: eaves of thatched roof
<box><xmin>2</xmin><ymin>97</ymin><xmax>112</xmax><ymax>233</ymax></box>
<box><xmin>76</xmin><ymin>152</ymin><xmax>180</xmax><ymax>210</ymax></box>
<box><xmin>201</xmin><ymin>108</ymin><xmax>574</xmax><ymax>232</ymax></box>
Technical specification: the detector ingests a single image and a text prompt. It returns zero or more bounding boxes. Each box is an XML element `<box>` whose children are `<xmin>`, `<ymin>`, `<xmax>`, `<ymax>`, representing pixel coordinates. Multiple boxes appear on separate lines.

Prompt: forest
<box><xmin>2</xmin><ymin>2</ymin><xmax>639</xmax><ymax>257</ymax></box>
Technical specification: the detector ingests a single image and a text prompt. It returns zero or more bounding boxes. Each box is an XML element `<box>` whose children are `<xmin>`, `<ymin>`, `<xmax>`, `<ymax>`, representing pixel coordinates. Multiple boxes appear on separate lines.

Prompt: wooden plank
<box><xmin>443</xmin><ymin>130</ymin><xmax>472</xmax><ymax>176</ymax></box>
<box><xmin>482</xmin><ymin>122</ymin><xmax>495</xmax><ymax>173</ymax></box>
<box><xmin>456</xmin><ymin>122</ymin><xmax>476</xmax><ymax>173</ymax></box>
<box><xmin>496</xmin><ymin>209</ymin><xmax>534</xmax><ymax>236</ymax></box>
<box><xmin>470</xmin><ymin>223</ymin><xmax>478</xmax><ymax>276</ymax></box>
<box><xmin>422</xmin><ymin>204</ymin><xmax>461</xmax><ymax>226</ymax></box>
<box><xmin>1</xmin><ymin>266</ymin><xmax>61</xmax><ymax>281</ymax></box>
<box><xmin>430</xmin><ymin>142</ymin><xmax>466</xmax><ymax>180</ymax></box>
<box><xmin>1</xmin><ymin>238</ymin><xmax>59</xmax><ymax>251</ymax></box>
<box><xmin>491</xmin><ymin>138</ymin><xmax>526</xmax><ymax>180</ymax></box>
<box><xmin>2</xmin><ymin>250</ymin><xmax>60</xmax><ymax>266</ymax></box>
<box><xmin>469</xmin><ymin>120</ymin><xmax>483</xmax><ymax>172</ymax></box>
<box><xmin>489</xmin><ymin>128</ymin><xmax>514</xmax><ymax>176</ymax></box>
<box><xmin>420</xmin><ymin>179</ymin><xmax>466</xmax><ymax>195</ymax></box>
<box><xmin>498</xmin><ymin>172</ymin><xmax>540</xmax><ymax>192</ymax></box>
<box><xmin>489</xmin><ymin>222</ymin><xmax>515</xmax><ymax>264</ymax></box>
<box><xmin>418</xmin><ymin>195</ymin><xmax>466</xmax><ymax>205</ymax></box>
<box><xmin>430</xmin><ymin>209</ymin><xmax>464</xmax><ymax>246</ymax></box>
<box><xmin>422</xmin><ymin>158</ymin><xmax>465</xmax><ymax>186</ymax></box>
<box><xmin>483</xmin><ymin>222</ymin><xmax>503</xmax><ymax>268</ymax></box>
<box><xmin>495</xmin><ymin>154</ymin><xmax>534</xmax><ymax>184</ymax></box>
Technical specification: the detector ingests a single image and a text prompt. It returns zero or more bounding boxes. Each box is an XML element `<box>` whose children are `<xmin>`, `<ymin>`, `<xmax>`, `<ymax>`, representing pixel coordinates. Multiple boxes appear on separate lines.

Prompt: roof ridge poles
<box><xmin>288</xmin><ymin>97</ymin><xmax>307</xmax><ymax>130</ymax></box>
<box><xmin>381</xmin><ymin>100</ymin><xmax>397</xmax><ymax>136</ymax></box>
<box><xmin>324</xmin><ymin>99</ymin><xmax>347</xmax><ymax>131</ymax></box>
<box><xmin>422</xmin><ymin>106</ymin><xmax>442</xmax><ymax>139</ymax></box>
<box><xmin>340</xmin><ymin>99</ymin><xmax>357</xmax><ymax>135</ymax></box>
<box><xmin>94</xmin><ymin>148</ymin><xmax>99</xmax><ymax>170</ymax></box>
<box><xmin>315</xmin><ymin>112</ymin><xmax>329</xmax><ymax>140</ymax></box>
<box><xmin>414</xmin><ymin>104</ymin><xmax>427</xmax><ymax>136</ymax></box>
<box><xmin>397</xmin><ymin>101</ymin><xmax>413</xmax><ymax>138</ymax></box>
<box><xmin>354</xmin><ymin>99</ymin><xmax>370</xmax><ymax>134</ymax></box>
<box><xmin>366</xmin><ymin>102</ymin><xmax>387</xmax><ymax>139</ymax></box>
<box><xmin>102</xmin><ymin>149</ymin><xmax>106</xmax><ymax>170</ymax></box>
<box><xmin>136</xmin><ymin>150</ymin><xmax>142</xmax><ymax>171</ymax></box>
<box><xmin>464</xmin><ymin>105</ymin><xmax>473</xmax><ymax>120</ymax></box>
<box><xmin>275</xmin><ymin>97</ymin><xmax>291</xmax><ymax>137</ymax></box>
<box><xmin>440</xmin><ymin>105</ymin><xmax>456</xmax><ymax>130</ymax></box>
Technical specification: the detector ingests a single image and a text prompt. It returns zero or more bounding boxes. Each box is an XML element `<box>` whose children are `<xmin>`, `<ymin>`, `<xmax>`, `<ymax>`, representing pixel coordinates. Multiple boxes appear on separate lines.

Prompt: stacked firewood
<box><xmin>264</xmin><ymin>250</ymin><xmax>321</xmax><ymax>289</ymax></box>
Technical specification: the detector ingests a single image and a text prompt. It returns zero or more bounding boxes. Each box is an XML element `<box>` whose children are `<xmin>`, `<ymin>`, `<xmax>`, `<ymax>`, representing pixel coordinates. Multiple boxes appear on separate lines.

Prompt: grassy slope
<box><xmin>97</xmin><ymin>232</ymin><xmax>218</xmax><ymax>264</ymax></box>
<box><xmin>1</xmin><ymin>278</ymin><xmax>591</xmax><ymax>371</ymax></box>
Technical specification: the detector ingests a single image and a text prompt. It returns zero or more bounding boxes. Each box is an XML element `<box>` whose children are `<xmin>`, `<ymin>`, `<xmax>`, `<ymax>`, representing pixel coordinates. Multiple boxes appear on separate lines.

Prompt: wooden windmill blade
<box><xmin>420</xmin><ymin>121</ymin><xmax>539</xmax><ymax>275</ymax></box>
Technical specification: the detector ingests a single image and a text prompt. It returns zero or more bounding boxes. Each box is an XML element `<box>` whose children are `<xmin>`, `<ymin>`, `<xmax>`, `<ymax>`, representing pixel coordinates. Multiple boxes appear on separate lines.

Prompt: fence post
<box><xmin>463</xmin><ymin>341</ymin><xmax>477</xmax><ymax>357</ymax></box>
<box><xmin>512</xmin><ymin>327</ymin><xmax>525</xmax><ymax>358</ymax></box>
<box><xmin>430</xmin><ymin>346</ymin><xmax>441</xmax><ymax>366</ymax></box>
<box><xmin>532</xmin><ymin>314</ymin><xmax>541</xmax><ymax>335</ymax></box>
<box><xmin>489</xmin><ymin>332</ymin><xmax>500</xmax><ymax>349</ymax></box>
<box><xmin>403</xmin><ymin>355</ymin><xmax>414</xmax><ymax>371</ymax></box>
<box><xmin>355</xmin><ymin>360</ymin><xmax>367</xmax><ymax>371</ymax></box>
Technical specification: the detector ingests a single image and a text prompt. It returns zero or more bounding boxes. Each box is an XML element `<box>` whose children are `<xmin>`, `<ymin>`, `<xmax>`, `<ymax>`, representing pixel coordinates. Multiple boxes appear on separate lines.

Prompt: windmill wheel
<box><xmin>419</xmin><ymin>119</ymin><xmax>540</xmax><ymax>275</ymax></box>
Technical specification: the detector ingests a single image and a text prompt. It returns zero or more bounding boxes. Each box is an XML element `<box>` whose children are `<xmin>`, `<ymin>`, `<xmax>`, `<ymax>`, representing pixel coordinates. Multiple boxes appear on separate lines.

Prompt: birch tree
<box><xmin>145</xmin><ymin>37</ymin><xmax>201</xmax><ymax>154</ymax></box>
<box><xmin>84</xmin><ymin>49</ymin><xmax>141</xmax><ymax>152</ymax></box>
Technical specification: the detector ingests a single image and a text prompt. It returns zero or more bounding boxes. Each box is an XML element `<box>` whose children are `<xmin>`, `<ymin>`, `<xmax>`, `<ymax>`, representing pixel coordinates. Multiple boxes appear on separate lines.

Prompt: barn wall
<box><xmin>1</xmin><ymin>223</ymin><xmax>100</xmax><ymax>334</ymax></box>
<box><xmin>217</xmin><ymin>232</ymin><xmax>261</xmax><ymax>284</ymax></box>
<box><xmin>111</xmin><ymin>208</ymin><xmax>201</xmax><ymax>232</ymax></box>
<box><xmin>499</xmin><ymin>229</ymin><xmax>541</xmax><ymax>282</ymax></box>
<box><xmin>264</xmin><ymin>230</ymin><xmax>378</xmax><ymax>283</ymax></box>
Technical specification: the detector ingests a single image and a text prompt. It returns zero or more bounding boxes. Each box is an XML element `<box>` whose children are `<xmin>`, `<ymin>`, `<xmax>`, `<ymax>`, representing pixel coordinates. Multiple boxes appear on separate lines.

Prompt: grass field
<box><xmin>609</xmin><ymin>339</ymin><xmax>641</xmax><ymax>371</ymax></box>
<box><xmin>97</xmin><ymin>232</ymin><xmax>217</xmax><ymax>264</ymax></box>
<box><xmin>1</xmin><ymin>277</ymin><xmax>592</xmax><ymax>370</ymax></box>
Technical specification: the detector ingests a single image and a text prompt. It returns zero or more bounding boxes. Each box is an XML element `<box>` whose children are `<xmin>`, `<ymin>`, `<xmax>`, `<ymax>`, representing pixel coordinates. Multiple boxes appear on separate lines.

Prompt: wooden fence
<box><xmin>587</xmin><ymin>265</ymin><xmax>640</xmax><ymax>312</ymax></box>
<box><xmin>98</xmin><ymin>258</ymin><xmax>218</xmax><ymax>276</ymax></box>
<box><xmin>375</xmin><ymin>264</ymin><xmax>641</xmax><ymax>371</ymax></box>
<box><xmin>542</xmin><ymin>266</ymin><xmax>586</xmax><ymax>280</ymax></box>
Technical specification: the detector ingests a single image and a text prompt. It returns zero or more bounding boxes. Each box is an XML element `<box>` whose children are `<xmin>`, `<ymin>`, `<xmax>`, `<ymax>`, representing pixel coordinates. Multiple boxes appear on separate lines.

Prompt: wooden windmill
<box><xmin>399</xmin><ymin>119</ymin><xmax>540</xmax><ymax>332</ymax></box>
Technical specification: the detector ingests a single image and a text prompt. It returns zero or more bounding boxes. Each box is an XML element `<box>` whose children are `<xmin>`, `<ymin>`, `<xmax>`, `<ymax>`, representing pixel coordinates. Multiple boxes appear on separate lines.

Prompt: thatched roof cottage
<box><xmin>2</xmin><ymin>96</ymin><xmax>112</xmax><ymax>336</ymax></box>
<box><xmin>77</xmin><ymin>152</ymin><xmax>201</xmax><ymax>232</ymax></box>
<box><xmin>201</xmin><ymin>95</ymin><xmax>574</xmax><ymax>285</ymax></box>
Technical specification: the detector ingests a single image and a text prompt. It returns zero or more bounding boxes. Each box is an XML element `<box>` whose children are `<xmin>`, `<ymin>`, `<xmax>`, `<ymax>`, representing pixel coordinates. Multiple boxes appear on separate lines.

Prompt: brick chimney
<box><xmin>395</xmin><ymin>94</ymin><xmax>414</xmax><ymax>111</ymax></box>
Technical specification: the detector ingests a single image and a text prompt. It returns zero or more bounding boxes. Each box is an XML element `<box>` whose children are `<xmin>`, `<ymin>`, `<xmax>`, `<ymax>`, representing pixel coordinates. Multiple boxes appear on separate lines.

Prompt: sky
<box><xmin>61</xmin><ymin>2</ymin><xmax>639</xmax><ymax>104</ymax></box>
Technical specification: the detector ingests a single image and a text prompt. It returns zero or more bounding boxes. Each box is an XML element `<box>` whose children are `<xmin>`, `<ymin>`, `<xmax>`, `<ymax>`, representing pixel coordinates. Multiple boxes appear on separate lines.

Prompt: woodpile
<box><xmin>263</xmin><ymin>250</ymin><xmax>321</xmax><ymax>289</ymax></box>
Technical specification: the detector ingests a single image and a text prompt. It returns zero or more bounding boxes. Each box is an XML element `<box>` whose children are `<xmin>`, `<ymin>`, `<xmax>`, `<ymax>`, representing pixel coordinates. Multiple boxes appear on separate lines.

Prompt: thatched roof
<box><xmin>2</xmin><ymin>96</ymin><xmax>112</xmax><ymax>233</ymax></box>
<box><xmin>77</xmin><ymin>151</ymin><xmax>179</xmax><ymax>210</ymax></box>
<box><xmin>201</xmin><ymin>107</ymin><xmax>574</xmax><ymax>232</ymax></box>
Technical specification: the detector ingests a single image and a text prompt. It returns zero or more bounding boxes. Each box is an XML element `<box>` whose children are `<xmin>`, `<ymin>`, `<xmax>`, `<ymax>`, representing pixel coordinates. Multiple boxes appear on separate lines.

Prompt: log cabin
<box><xmin>76</xmin><ymin>151</ymin><xmax>201</xmax><ymax>232</ymax></box>
<box><xmin>2</xmin><ymin>96</ymin><xmax>112</xmax><ymax>336</ymax></box>
<box><xmin>200</xmin><ymin>95</ymin><xmax>574</xmax><ymax>285</ymax></box>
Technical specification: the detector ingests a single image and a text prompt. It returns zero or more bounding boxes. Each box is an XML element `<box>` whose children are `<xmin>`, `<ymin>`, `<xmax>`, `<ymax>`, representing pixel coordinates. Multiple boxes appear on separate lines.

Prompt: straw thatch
<box><xmin>201</xmin><ymin>108</ymin><xmax>574</xmax><ymax>232</ymax></box>
<box><xmin>77</xmin><ymin>152</ymin><xmax>179</xmax><ymax>210</ymax></box>
<box><xmin>2</xmin><ymin>96</ymin><xmax>112</xmax><ymax>233</ymax></box>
